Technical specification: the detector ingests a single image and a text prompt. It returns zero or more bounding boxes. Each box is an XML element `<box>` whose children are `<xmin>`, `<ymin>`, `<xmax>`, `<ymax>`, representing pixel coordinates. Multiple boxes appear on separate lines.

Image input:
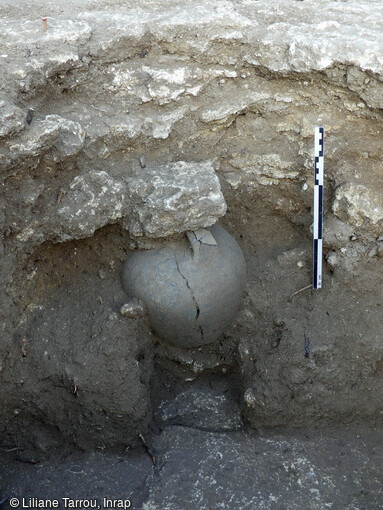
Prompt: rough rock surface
<box><xmin>0</xmin><ymin>0</ymin><xmax>383</xmax><ymax>475</ymax></box>
<box><xmin>4</xmin><ymin>156</ymin><xmax>226</xmax><ymax>245</ymax></box>
<box><xmin>124</xmin><ymin>161</ymin><xmax>226</xmax><ymax>238</ymax></box>
<box><xmin>2</xmin><ymin>425</ymin><xmax>382</xmax><ymax>510</ymax></box>
<box><xmin>152</xmin><ymin>373</ymin><xmax>244</xmax><ymax>432</ymax></box>
<box><xmin>143</xmin><ymin>426</ymin><xmax>383</xmax><ymax>510</ymax></box>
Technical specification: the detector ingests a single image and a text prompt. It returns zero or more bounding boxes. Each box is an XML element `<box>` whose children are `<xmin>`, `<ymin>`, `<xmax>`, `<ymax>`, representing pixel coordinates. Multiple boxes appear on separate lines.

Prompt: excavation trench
<box><xmin>1</xmin><ymin>0</ymin><xmax>383</xmax><ymax>506</ymax></box>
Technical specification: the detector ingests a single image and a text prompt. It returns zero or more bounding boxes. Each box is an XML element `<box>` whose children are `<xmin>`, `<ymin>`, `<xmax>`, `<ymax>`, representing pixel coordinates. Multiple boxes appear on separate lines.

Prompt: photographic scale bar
<box><xmin>313</xmin><ymin>126</ymin><xmax>324</xmax><ymax>289</ymax></box>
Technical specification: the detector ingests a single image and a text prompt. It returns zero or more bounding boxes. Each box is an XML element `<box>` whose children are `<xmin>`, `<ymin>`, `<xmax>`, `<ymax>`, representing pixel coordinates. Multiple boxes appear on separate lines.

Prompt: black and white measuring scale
<box><xmin>313</xmin><ymin>127</ymin><xmax>324</xmax><ymax>289</ymax></box>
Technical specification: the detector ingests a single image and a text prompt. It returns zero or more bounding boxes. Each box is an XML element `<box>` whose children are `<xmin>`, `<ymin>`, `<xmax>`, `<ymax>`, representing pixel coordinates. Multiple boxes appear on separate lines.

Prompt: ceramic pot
<box><xmin>121</xmin><ymin>225</ymin><xmax>246</xmax><ymax>348</ymax></box>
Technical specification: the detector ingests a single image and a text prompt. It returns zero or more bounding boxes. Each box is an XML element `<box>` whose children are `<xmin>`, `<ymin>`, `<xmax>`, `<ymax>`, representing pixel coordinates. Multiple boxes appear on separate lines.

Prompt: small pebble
<box><xmin>120</xmin><ymin>300</ymin><xmax>145</xmax><ymax>317</ymax></box>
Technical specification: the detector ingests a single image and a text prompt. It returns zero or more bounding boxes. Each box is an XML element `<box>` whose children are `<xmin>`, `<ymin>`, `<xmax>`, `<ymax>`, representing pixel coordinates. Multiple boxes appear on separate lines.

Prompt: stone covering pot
<box><xmin>121</xmin><ymin>225</ymin><xmax>246</xmax><ymax>349</ymax></box>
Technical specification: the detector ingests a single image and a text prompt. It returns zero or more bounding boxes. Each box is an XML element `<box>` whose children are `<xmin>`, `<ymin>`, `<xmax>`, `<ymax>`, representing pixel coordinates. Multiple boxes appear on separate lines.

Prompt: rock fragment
<box><xmin>124</xmin><ymin>161</ymin><xmax>227</xmax><ymax>238</ymax></box>
<box><xmin>0</xmin><ymin>99</ymin><xmax>26</xmax><ymax>138</ymax></box>
<box><xmin>333</xmin><ymin>183</ymin><xmax>383</xmax><ymax>236</ymax></box>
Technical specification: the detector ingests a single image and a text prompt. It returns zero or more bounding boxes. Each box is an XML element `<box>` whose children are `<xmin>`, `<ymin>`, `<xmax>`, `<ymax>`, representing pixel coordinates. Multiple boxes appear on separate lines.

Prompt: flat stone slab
<box><xmin>154</xmin><ymin>375</ymin><xmax>243</xmax><ymax>432</ymax></box>
<box><xmin>1</xmin><ymin>426</ymin><xmax>382</xmax><ymax>510</ymax></box>
<box><xmin>146</xmin><ymin>426</ymin><xmax>383</xmax><ymax>510</ymax></box>
<box><xmin>0</xmin><ymin>449</ymin><xmax>153</xmax><ymax>509</ymax></box>
<box><xmin>12</xmin><ymin>160</ymin><xmax>226</xmax><ymax>245</ymax></box>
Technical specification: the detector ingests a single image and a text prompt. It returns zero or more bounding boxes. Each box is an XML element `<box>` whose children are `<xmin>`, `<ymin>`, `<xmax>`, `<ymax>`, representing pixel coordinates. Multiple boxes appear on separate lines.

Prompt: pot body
<box><xmin>121</xmin><ymin>225</ymin><xmax>246</xmax><ymax>348</ymax></box>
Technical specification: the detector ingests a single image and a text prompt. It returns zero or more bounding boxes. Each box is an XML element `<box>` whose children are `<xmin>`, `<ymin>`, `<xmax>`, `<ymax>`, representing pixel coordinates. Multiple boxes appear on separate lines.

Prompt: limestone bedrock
<box><xmin>121</xmin><ymin>225</ymin><xmax>247</xmax><ymax>348</ymax></box>
<box><xmin>11</xmin><ymin>159</ymin><xmax>226</xmax><ymax>245</ymax></box>
<box><xmin>1</xmin><ymin>0</ymin><xmax>383</xmax><ymax>252</ymax></box>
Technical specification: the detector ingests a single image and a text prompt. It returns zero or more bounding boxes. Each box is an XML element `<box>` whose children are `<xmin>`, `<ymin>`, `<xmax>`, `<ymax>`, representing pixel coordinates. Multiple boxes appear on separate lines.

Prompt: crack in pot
<box><xmin>174</xmin><ymin>252</ymin><xmax>204</xmax><ymax>342</ymax></box>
